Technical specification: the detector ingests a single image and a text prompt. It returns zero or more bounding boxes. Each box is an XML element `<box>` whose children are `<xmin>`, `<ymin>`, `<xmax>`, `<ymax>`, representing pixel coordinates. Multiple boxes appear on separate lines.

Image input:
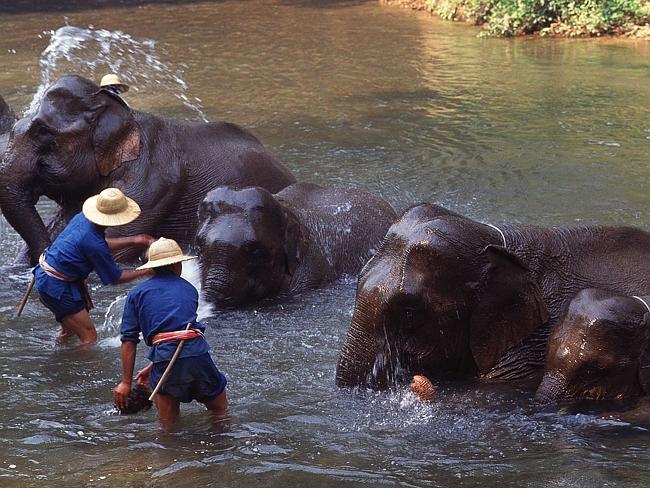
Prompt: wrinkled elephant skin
<box><xmin>335</xmin><ymin>203</ymin><xmax>650</xmax><ymax>390</ymax></box>
<box><xmin>0</xmin><ymin>76</ymin><xmax>296</xmax><ymax>265</ymax></box>
<box><xmin>196</xmin><ymin>182</ymin><xmax>396</xmax><ymax>308</ymax></box>
<box><xmin>535</xmin><ymin>289</ymin><xmax>650</xmax><ymax>404</ymax></box>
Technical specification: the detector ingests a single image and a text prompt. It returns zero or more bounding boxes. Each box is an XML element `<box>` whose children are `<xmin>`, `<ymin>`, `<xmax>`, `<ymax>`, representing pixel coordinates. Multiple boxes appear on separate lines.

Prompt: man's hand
<box><xmin>137</xmin><ymin>234</ymin><xmax>155</xmax><ymax>247</ymax></box>
<box><xmin>113</xmin><ymin>381</ymin><xmax>132</xmax><ymax>411</ymax></box>
<box><xmin>135</xmin><ymin>363</ymin><xmax>153</xmax><ymax>387</ymax></box>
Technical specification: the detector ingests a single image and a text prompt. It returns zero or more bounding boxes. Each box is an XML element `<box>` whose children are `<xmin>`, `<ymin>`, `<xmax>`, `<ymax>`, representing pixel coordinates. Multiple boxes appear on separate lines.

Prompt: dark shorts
<box><xmin>151</xmin><ymin>353</ymin><xmax>227</xmax><ymax>404</ymax></box>
<box><xmin>38</xmin><ymin>289</ymin><xmax>86</xmax><ymax>323</ymax></box>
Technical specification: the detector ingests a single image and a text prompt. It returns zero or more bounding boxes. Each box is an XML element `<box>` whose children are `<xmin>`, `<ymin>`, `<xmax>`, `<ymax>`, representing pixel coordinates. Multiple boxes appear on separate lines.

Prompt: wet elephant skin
<box><xmin>335</xmin><ymin>203</ymin><xmax>650</xmax><ymax>390</ymax></box>
<box><xmin>535</xmin><ymin>289</ymin><xmax>650</xmax><ymax>404</ymax></box>
<box><xmin>196</xmin><ymin>182</ymin><xmax>397</xmax><ymax>308</ymax></box>
<box><xmin>0</xmin><ymin>76</ymin><xmax>296</xmax><ymax>265</ymax></box>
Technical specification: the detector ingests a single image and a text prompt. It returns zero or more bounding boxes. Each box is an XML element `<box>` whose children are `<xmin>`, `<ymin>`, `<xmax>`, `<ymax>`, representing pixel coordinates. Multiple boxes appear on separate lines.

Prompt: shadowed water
<box><xmin>0</xmin><ymin>1</ymin><xmax>649</xmax><ymax>486</ymax></box>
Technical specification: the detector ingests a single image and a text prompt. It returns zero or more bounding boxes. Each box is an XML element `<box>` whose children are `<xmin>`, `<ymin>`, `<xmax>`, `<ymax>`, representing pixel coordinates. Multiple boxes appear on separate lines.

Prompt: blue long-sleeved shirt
<box><xmin>34</xmin><ymin>212</ymin><xmax>122</xmax><ymax>300</ymax></box>
<box><xmin>120</xmin><ymin>271</ymin><xmax>209</xmax><ymax>363</ymax></box>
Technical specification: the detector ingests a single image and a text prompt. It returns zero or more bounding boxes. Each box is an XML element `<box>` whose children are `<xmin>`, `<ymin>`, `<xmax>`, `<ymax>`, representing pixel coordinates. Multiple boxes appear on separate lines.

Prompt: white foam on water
<box><xmin>27</xmin><ymin>24</ymin><xmax>208</xmax><ymax>121</ymax></box>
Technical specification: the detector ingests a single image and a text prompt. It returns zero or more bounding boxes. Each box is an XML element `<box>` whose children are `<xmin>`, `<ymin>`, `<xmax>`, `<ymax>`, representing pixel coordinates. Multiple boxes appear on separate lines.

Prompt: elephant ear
<box><xmin>469</xmin><ymin>245</ymin><xmax>549</xmax><ymax>375</ymax></box>
<box><xmin>91</xmin><ymin>90</ymin><xmax>141</xmax><ymax>177</ymax></box>
<box><xmin>282</xmin><ymin>207</ymin><xmax>301</xmax><ymax>276</ymax></box>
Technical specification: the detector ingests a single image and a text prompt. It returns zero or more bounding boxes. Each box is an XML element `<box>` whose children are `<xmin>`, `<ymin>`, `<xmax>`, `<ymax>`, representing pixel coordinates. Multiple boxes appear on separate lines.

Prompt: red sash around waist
<box><xmin>38</xmin><ymin>253</ymin><xmax>94</xmax><ymax>310</ymax></box>
<box><xmin>39</xmin><ymin>254</ymin><xmax>74</xmax><ymax>282</ymax></box>
<box><xmin>151</xmin><ymin>328</ymin><xmax>204</xmax><ymax>345</ymax></box>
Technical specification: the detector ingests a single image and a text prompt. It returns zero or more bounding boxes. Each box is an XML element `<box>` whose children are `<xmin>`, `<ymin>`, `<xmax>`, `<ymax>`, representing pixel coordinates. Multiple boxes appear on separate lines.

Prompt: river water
<box><xmin>0</xmin><ymin>1</ymin><xmax>649</xmax><ymax>486</ymax></box>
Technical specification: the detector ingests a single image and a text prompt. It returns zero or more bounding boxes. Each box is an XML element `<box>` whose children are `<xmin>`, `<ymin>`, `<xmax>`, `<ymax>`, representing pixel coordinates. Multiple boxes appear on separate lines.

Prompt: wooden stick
<box><xmin>16</xmin><ymin>276</ymin><xmax>35</xmax><ymax>317</ymax></box>
<box><xmin>149</xmin><ymin>323</ymin><xmax>192</xmax><ymax>401</ymax></box>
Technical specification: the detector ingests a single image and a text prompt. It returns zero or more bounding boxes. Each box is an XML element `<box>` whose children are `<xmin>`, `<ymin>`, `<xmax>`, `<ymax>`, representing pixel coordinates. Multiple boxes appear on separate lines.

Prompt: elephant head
<box><xmin>196</xmin><ymin>186</ymin><xmax>302</xmax><ymax>308</ymax></box>
<box><xmin>335</xmin><ymin>204</ymin><xmax>548</xmax><ymax>389</ymax></box>
<box><xmin>534</xmin><ymin>289</ymin><xmax>650</xmax><ymax>404</ymax></box>
<box><xmin>0</xmin><ymin>94</ymin><xmax>15</xmax><ymax>134</ymax></box>
<box><xmin>0</xmin><ymin>75</ymin><xmax>141</xmax><ymax>264</ymax></box>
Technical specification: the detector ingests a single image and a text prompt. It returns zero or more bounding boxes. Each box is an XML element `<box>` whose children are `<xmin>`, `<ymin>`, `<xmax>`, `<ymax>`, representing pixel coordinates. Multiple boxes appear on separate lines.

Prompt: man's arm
<box><xmin>117</xmin><ymin>269</ymin><xmax>153</xmax><ymax>284</ymax></box>
<box><xmin>107</xmin><ymin>234</ymin><xmax>155</xmax><ymax>252</ymax></box>
<box><xmin>113</xmin><ymin>341</ymin><xmax>137</xmax><ymax>410</ymax></box>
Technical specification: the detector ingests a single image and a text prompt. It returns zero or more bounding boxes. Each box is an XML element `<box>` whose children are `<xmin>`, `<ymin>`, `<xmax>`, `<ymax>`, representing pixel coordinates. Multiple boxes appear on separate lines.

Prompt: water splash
<box><xmin>26</xmin><ymin>24</ymin><xmax>208</xmax><ymax>121</ymax></box>
<box><xmin>181</xmin><ymin>259</ymin><xmax>214</xmax><ymax>322</ymax></box>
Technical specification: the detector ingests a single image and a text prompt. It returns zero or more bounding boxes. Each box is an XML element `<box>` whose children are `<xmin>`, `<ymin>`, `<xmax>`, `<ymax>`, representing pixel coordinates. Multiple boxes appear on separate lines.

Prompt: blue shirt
<box><xmin>120</xmin><ymin>271</ymin><xmax>209</xmax><ymax>363</ymax></box>
<box><xmin>34</xmin><ymin>212</ymin><xmax>122</xmax><ymax>301</ymax></box>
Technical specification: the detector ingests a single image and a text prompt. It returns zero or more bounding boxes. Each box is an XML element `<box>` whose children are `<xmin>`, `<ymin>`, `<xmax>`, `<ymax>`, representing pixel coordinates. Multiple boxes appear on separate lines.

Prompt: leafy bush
<box><xmin>428</xmin><ymin>0</ymin><xmax>650</xmax><ymax>36</ymax></box>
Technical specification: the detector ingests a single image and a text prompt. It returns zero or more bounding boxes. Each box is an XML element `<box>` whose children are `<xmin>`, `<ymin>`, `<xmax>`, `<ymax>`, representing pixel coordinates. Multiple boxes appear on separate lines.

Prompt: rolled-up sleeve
<box><xmin>83</xmin><ymin>237</ymin><xmax>122</xmax><ymax>285</ymax></box>
<box><xmin>120</xmin><ymin>293</ymin><xmax>140</xmax><ymax>343</ymax></box>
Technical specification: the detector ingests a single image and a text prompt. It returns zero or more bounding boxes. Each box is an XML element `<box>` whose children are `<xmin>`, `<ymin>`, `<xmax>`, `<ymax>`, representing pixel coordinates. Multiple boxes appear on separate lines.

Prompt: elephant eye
<box><xmin>30</xmin><ymin>122</ymin><xmax>57</xmax><ymax>150</ymax></box>
<box><xmin>246</xmin><ymin>244</ymin><xmax>268</xmax><ymax>263</ymax></box>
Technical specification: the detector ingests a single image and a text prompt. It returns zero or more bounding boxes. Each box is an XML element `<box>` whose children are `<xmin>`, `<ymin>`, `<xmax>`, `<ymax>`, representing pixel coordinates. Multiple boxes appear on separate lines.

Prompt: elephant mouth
<box><xmin>201</xmin><ymin>269</ymin><xmax>277</xmax><ymax>309</ymax></box>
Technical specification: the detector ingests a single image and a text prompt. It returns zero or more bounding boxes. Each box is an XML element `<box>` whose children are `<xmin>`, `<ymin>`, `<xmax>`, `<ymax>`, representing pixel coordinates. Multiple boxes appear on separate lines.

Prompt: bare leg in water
<box><xmin>60</xmin><ymin>309</ymin><xmax>97</xmax><ymax>345</ymax></box>
<box><xmin>155</xmin><ymin>393</ymin><xmax>180</xmax><ymax>430</ymax></box>
<box><xmin>204</xmin><ymin>390</ymin><xmax>229</xmax><ymax>429</ymax></box>
<box><xmin>56</xmin><ymin>325</ymin><xmax>73</xmax><ymax>343</ymax></box>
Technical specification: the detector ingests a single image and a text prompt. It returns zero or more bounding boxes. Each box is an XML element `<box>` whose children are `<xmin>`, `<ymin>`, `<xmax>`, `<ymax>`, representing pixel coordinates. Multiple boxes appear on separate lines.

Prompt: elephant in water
<box><xmin>535</xmin><ymin>289</ymin><xmax>650</xmax><ymax>404</ymax></box>
<box><xmin>0</xmin><ymin>75</ymin><xmax>296</xmax><ymax>265</ymax></box>
<box><xmin>195</xmin><ymin>183</ymin><xmax>397</xmax><ymax>308</ymax></box>
<box><xmin>335</xmin><ymin>203</ymin><xmax>650</xmax><ymax>390</ymax></box>
<box><xmin>0</xmin><ymin>94</ymin><xmax>16</xmax><ymax>152</ymax></box>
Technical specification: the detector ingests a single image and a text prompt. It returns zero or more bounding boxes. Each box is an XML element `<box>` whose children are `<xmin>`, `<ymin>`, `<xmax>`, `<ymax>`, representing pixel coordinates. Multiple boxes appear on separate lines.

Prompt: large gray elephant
<box><xmin>535</xmin><ymin>289</ymin><xmax>650</xmax><ymax>404</ymax></box>
<box><xmin>335</xmin><ymin>203</ymin><xmax>650</xmax><ymax>390</ymax></box>
<box><xmin>196</xmin><ymin>183</ymin><xmax>396</xmax><ymax>308</ymax></box>
<box><xmin>0</xmin><ymin>94</ymin><xmax>15</xmax><ymax>152</ymax></box>
<box><xmin>0</xmin><ymin>76</ymin><xmax>296</xmax><ymax>265</ymax></box>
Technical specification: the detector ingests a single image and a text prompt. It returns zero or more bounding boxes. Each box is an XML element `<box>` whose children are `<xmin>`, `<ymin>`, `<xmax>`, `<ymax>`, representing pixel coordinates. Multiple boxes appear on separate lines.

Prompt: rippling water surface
<box><xmin>0</xmin><ymin>1</ymin><xmax>648</xmax><ymax>486</ymax></box>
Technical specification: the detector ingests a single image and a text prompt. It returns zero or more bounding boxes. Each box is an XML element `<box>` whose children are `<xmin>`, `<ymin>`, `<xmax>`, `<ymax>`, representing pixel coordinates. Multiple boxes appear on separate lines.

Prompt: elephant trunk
<box><xmin>335</xmin><ymin>297</ymin><xmax>386</xmax><ymax>389</ymax></box>
<box><xmin>534</xmin><ymin>372</ymin><xmax>568</xmax><ymax>404</ymax></box>
<box><xmin>0</xmin><ymin>95</ymin><xmax>15</xmax><ymax>134</ymax></box>
<box><xmin>0</xmin><ymin>135</ymin><xmax>49</xmax><ymax>265</ymax></box>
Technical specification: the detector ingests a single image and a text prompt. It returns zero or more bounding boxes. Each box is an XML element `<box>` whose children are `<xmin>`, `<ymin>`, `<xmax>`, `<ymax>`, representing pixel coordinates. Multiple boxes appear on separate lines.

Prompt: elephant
<box><xmin>534</xmin><ymin>289</ymin><xmax>650</xmax><ymax>404</ymax></box>
<box><xmin>335</xmin><ymin>203</ymin><xmax>650</xmax><ymax>390</ymax></box>
<box><xmin>195</xmin><ymin>182</ymin><xmax>397</xmax><ymax>308</ymax></box>
<box><xmin>0</xmin><ymin>94</ymin><xmax>15</xmax><ymax>151</ymax></box>
<box><xmin>0</xmin><ymin>75</ymin><xmax>296</xmax><ymax>265</ymax></box>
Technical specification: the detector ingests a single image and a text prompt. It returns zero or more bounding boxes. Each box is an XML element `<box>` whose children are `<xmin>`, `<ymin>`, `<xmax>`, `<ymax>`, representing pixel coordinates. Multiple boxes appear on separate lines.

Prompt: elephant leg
<box><xmin>14</xmin><ymin>205</ymin><xmax>77</xmax><ymax>265</ymax></box>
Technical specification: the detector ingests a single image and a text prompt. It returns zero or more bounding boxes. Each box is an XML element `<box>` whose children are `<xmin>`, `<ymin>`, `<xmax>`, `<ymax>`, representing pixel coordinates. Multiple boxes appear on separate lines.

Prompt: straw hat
<box><xmin>82</xmin><ymin>188</ymin><xmax>141</xmax><ymax>227</ymax></box>
<box><xmin>100</xmin><ymin>73</ymin><xmax>130</xmax><ymax>93</ymax></box>
<box><xmin>137</xmin><ymin>237</ymin><xmax>197</xmax><ymax>270</ymax></box>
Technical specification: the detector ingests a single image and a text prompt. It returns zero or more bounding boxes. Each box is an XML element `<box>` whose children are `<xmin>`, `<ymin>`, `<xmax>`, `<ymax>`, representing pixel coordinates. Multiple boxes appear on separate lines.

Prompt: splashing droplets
<box><xmin>27</xmin><ymin>25</ymin><xmax>208</xmax><ymax>122</ymax></box>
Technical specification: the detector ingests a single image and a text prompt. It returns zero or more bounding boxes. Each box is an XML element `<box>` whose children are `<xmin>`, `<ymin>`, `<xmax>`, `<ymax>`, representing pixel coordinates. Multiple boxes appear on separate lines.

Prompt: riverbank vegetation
<box><xmin>386</xmin><ymin>0</ymin><xmax>650</xmax><ymax>37</ymax></box>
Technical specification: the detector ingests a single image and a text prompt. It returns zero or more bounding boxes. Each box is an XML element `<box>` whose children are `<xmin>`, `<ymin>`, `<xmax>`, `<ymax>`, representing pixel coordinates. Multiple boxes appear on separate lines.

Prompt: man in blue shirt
<box><xmin>35</xmin><ymin>188</ymin><xmax>154</xmax><ymax>344</ymax></box>
<box><xmin>113</xmin><ymin>237</ymin><xmax>228</xmax><ymax>429</ymax></box>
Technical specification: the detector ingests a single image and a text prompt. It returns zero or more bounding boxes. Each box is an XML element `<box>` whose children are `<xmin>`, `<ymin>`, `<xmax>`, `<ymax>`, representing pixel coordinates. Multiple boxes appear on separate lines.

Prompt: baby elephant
<box><xmin>535</xmin><ymin>289</ymin><xmax>650</xmax><ymax>404</ymax></box>
<box><xmin>196</xmin><ymin>183</ymin><xmax>396</xmax><ymax>308</ymax></box>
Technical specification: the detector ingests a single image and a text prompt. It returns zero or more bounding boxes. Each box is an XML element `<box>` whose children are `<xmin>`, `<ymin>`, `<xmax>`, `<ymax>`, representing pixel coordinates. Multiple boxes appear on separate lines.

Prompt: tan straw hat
<box><xmin>137</xmin><ymin>237</ymin><xmax>197</xmax><ymax>270</ymax></box>
<box><xmin>82</xmin><ymin>188</ymin><xmax>141</xmax><ymax>226</ymax></box>
<box><xmin>100</xmin><ymin>73</ymin><xmax>130</xmax><ymax>93</ymax></box>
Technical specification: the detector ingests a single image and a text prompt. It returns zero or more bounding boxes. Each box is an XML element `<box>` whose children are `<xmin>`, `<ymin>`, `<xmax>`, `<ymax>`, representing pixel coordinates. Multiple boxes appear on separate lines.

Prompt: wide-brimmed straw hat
<box><xmin>137</xmin><ymin>237</ymin><xmax>197</xmax><ymax>270</ymax></box>
<box><xmin>82</xmin><ymin>188</ymin><xmax>141</xmax><ymax>227</ymax></box>
<box><xmin>100</xmin><ymin>73</ymin><xmax>130</xmax><ymax>93</ymax></box>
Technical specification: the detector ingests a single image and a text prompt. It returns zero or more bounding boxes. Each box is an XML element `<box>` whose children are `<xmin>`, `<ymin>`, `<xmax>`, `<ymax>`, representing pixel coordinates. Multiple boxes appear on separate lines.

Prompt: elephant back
<box><xmin>277</xmin><ymin>182</ymin><xmax>397</xmax><ymax>275</ymax></box>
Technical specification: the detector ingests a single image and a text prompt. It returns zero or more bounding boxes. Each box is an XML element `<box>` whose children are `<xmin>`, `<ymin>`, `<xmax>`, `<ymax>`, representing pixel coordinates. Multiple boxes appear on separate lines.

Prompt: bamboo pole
<box><xmin>148</xmin><ymin>323</ymin><xmax>192</xmax><ymax>401</ymax></box>
<box><xmin>16</xmin><ymin>276</ymin><xmax>35</xmax><ymax>317</ymax></box>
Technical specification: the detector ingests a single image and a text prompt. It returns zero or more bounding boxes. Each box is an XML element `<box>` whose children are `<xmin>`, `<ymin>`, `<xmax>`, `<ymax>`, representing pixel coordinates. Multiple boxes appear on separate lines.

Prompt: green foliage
<box><xmin>427</xmin><ymin>0</ymin><xmax>650</xmax><ymax>36</ymax></box>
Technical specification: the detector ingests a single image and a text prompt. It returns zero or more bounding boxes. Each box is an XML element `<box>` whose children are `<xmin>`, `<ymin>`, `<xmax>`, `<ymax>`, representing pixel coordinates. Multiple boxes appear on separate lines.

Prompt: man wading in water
<box><xmin>113</xmin><ymin>237</ymin><xmax>228</xmax><ymax>429</ymax></box>
<box><xmin>34</xmin><ymin>188</ymin><xmax>154</xmax><ymax>344</ymax></box>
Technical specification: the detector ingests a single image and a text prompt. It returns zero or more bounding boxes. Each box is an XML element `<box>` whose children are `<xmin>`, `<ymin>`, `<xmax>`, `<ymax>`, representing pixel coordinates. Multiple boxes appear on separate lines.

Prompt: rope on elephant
<box><xmin>484</xmin><ymin>223</ymin><xmax>507</xmax><ymax>248</ymax></box>
<box><xmin>632</xmin><ymin>296</ymin><xmax>650</xmax><ymax>313</ymax></box>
